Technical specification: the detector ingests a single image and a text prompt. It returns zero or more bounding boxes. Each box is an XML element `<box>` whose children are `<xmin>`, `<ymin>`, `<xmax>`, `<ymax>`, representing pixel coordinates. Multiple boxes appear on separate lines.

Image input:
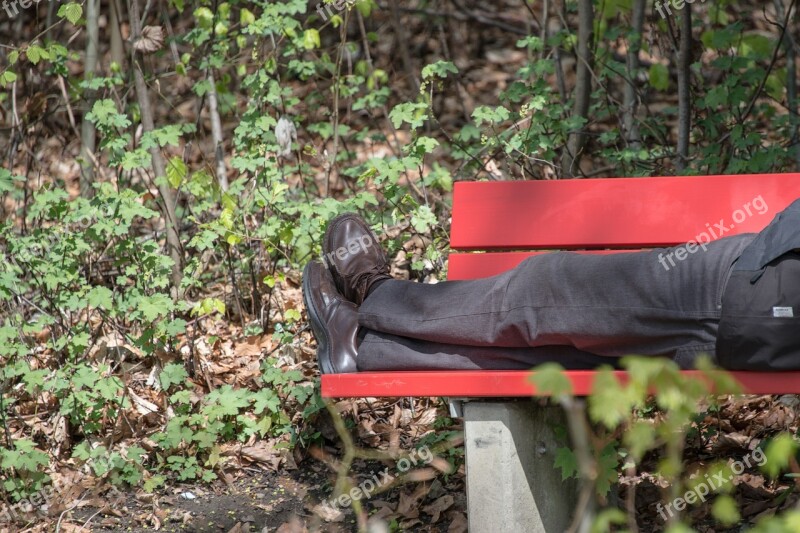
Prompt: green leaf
<box><xmin>649</xmin><ymin>63</ymin><xmax>669</xmax><ymax>91</ymax></box>
<box><xmin>623</xmin><ymin>420</ymin><xmax>656</xmax><ymax>463</ymax></box>
<box><xmin>765</xmin><ymin>71</ymin><xmax>785</xmax><ymax>101</ymax></box>
<box><xmin>240</xmin><ymin>8</ymin><xmax>255</xmax><ymax>26</ymax></box>
<box><xmin>410</xmin><ymin>136</ymin><xmax>439</xmax><ymax>157</ymax></box>
<box><xmin>389</xmin><ymin>102</ymin><xmax>429</xmax><ymax>129</ymax></box>
<box><xmin>194</xmin><ymin>6</ymin><xmax>214</xmax><ymax>29</ymax></box>
<box><xmin>192</xmin><ymin>297</ymin><xmax>226</xmax><ymax>317</ymax></box>
<box><xmin>590</xmin><ymin>509</ymin><xmax>626</xmax><ymax>533</ymax></box>
<box><xmin>302</xmin><ymin>29</ymin><xmax>321</xmax><ymax>50</ymax></box>
<box><xmin>410</xmin><ymin>205</ymin><xmax>437</xmax><ymax>233</ymax></box>
<box><xmin>58</xmin><ymin>3</ymin><xmax>83</xmax><ymax>25</ymax></box>
<box><xmin>26</xmin><ymin>44</ymin><xmax>44</xmax><ymax>65</ymax></box>
<box><xmin>160</xmin><ymin>363</ymin><xmax>189</xmax><ymax>390</ymax></box>
<box><xmin>739</xmin><ymin>33</ymin><xmax>774</xmax><ymax>60</ymax></box>
<box><xmin>595</xmin><ymin>442</ymin><xmax>619</xmax><ymax>496</ymax></box>
<box><xmin>143</xmin><ymin>475</ymin><xmax>166</xmax><ymax>493</ymax></box>
<box><xmin>664</xmin><ymin>524</ymin><xmax>696</xmax><ymax>533</ymax></box>
<box><xmin>253</xmin><ymin>389</ymin><xmax>280</xmax><ymax>415</ymax></box>
<box><xmin>166</xmin><ymin>157</ymin><xmax>187</xmax><ymax>188</ymax></box>
<box><xmin>711</xmin><ymin>494</ymin><xmax>740</xmax><ymax>526</ymax></box>
<box><xmin>87</xmin><ymin>99</ymin><xmax>131</xmax><ymax>129</ymax></box>
<box><xmin>763</xmin><ymin>433</ymin><xmax>798</xmax><ymax>478</ymax></box>
<box><xmin>137</xmin><ymin>294</ymin><xmax>173</xmax><ymax>321</ymax></box>
<box><xmin>421</xmin><ymin>60</ymin><xmax>458</xmax><ymax>81</ymax></box>
<box><xmin>702</xmin><ymin>25</ymin><xmax>741</xmax><ymax>50</ymax></box>
<box><xmin>530</xmin><ymin>363</ymin><xmax>573</xmax><ymax>397</ymax></box>
<box><xmin>355</xmin><ymin>0</ymin><xmax>375</xmax><ymax>17</ymax></box>
<box><xmin>164</xmin><ymin>319</ymin><xmax>186</xmax><ymax>337</ymax></box>
<box><xmin>588</xmin><ymin>368</ymin><xmax>641</xmax><ymax>429</ymax></box>
<box><xmin>0</xmin><ymin>168</ymin><xmax>23</xmax><ymax>193</ymax></box>
<box><xmin>86</xmin><ymin>286</ymin><xmax>113</xmax><ymax>310</ymax></box>
<box><xmin>219</xmin><ymin>207</ymin><xmax>235</xmax><ymax>230</ymax></box>
<box><xmin>553</xmin><ymin>447</ymin><xmax>577</xmax><ymax>480</ymax></box>
<box><xmin>290</xmin><ymin>384</ymin><xmax>312</xmax><ymax>404</ymax></box>
<box><xmin>143</xmin><ymin>125</ymin><xmax>183</xmax><ymax>148</ymax></box>
<box><xmin>472</xmin><ymin>105</ymin><xmax>511</xmax><ymax>126</ymax></box>
<box><xmin>0</xmin><ymin>70</ymin><xmax>17</xmax><ymax>87</ymax></box>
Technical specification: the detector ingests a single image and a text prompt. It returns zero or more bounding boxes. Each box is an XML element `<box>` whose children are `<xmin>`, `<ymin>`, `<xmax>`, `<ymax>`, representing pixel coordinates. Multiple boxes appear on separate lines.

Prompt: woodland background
<box><xmin>2</xmin><ymin>0</ymin><xmax>800</xmax><ymax>531</ymax></box>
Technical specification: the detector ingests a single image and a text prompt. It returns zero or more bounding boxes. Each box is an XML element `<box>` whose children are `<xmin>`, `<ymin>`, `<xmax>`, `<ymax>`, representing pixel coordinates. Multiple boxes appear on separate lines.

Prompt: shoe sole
<box><xmin>302</xmin><ymin>262</ymin><xmax>336</xmax><ymax>374</ymax></box>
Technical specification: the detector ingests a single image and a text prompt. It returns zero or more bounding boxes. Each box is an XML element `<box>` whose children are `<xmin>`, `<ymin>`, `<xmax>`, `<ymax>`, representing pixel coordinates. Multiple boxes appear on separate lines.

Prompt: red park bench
<box><xmin>321</xmin><ymin>173</ymin><xmax>800</xmax><ymax>532</ymax></box>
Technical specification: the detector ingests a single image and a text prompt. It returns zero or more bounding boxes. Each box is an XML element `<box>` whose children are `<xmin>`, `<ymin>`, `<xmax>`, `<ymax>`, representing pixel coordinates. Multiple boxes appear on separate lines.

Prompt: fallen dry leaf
<box><xmin>134</xmin><ymin>26</ymin><xmax>165</xmax><ymax>54</ymax></box>
<box><xmin>423</xmin><ymin>494</ymin><xmax>454</xmax><ymax>522</ymax></box>
<box><xmin>447</xmin><ymin>510</ymin><xmax>468</xmax><ymax>533</ymax></box>
<box><xmin>311</xmin><ymin>502</ymin><xmax>344</xmax><ymax>522</ymax></box>
<box><xmin>276</xmin><ymin>515</ymin><xmax>308</xmax><ymax>533</ymax></box>
<box><xmin>54</xmin><ymin>524</ymin><xmax>91</xmax><ymax>533</ymax></box>
<box><xmin>395</xmin><ymin>491</ymin><xmax>420</xmax><ymax>519</ymax></box>
<box><xmin>128</xmin><ymin>387</ymin><xmax>160</xmax><ymax>415</ymax></box>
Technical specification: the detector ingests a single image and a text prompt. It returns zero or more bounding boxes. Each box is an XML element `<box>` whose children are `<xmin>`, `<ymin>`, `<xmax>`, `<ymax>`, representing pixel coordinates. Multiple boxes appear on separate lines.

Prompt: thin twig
<box><xmin>675</xmin><ymin>1</ymin><xmax>691</xmax><ymax>171</ymax></box>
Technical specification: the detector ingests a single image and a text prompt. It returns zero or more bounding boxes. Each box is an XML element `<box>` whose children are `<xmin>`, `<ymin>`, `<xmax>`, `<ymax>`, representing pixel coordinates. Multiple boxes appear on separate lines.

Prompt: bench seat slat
<box><xmin>451</xmin><ymin>174</ymin><xmax>800</xmax><ymax>250</ymax></box>
<box><xmin>321</xmin><ymin>370</ymin><xmax>800</xmax><ymax>398</ymax></box>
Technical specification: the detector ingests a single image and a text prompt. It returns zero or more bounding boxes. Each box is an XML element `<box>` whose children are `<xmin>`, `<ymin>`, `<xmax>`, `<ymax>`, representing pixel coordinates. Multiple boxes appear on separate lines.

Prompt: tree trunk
<box><xmin>109</xmin><ymin>0</ymin><xmax>125</xmax><ymax>70</ymax></box>
<box><xmin>623</xmin><ymin>0</ymin><xmax>646</xmax><ymax>151</ymax></box>
<box><xmin>127</xmin><ymin>0</ymin><xmax>184</xmax><ymax>295</ymax></box>
<box><xmin>774</xmin><ymin>0</ymin><xmax>799</xmax><ymax>169</ymax></box>
<box><xmin>79</xmin><ymin>0</ymin><xmax>99</xmax><ymax>197</ymax></box>
<box><xmin>561</xmin><ymin>0</ymin><xmax>594</xmax><ymax>178</ymax></box>
<box><xmin>206</xmin><ymin>69</ymin><xmax>229</xmax><ymax>191</ymax></box>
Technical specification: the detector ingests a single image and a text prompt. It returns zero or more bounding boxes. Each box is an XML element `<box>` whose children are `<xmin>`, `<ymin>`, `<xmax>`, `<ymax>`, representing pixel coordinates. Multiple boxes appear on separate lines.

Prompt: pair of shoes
<box><xmin>302</xmin><ymin>213</ymin><xmax>391</xmax><ymax>374</ymax></box>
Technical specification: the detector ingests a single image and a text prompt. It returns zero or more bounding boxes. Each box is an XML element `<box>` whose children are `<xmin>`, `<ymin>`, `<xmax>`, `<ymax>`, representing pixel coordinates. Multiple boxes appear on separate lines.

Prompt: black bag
<box><xmin>717</xmin><ymin>251</ymin><xmax>800</xmax><ymax>370</ymax></box>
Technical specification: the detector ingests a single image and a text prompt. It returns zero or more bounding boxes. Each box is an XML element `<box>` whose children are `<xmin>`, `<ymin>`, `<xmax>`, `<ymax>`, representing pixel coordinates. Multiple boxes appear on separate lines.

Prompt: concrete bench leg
<box><xmin>463</xmin><ymin>400</ymin><xmax>577</xmax><ymax>533</ymax></box>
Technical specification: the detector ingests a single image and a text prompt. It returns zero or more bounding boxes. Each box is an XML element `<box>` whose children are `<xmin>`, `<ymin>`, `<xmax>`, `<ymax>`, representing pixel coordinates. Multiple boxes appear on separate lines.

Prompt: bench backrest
<box><xmin>449</xmin><ymin>174</ymin><xmax>800</xmax><ymax>280</ymax></box>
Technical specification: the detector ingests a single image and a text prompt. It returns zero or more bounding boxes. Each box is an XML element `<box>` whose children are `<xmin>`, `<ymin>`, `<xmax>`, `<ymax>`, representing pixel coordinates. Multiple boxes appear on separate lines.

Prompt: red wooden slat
<box><xmin>321</xmin><ymin>370</ymin><xmax>800</xmax><ymax>398</ymax></box>
<box><xmin>451</xmin><ymin>174</ymin><xmax>800</xmax><ymax>250</ymax></box>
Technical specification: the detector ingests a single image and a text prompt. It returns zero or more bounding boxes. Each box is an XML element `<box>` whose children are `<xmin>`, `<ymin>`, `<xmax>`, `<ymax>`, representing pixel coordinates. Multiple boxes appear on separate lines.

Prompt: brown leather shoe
<box><xmin>322</xmin><ymin>213</ymin><xmax>391</xmax><ymax>305</ymax></box>
<box><xmin>302</xmin><ymin>261</ymin><xmax>359</xmax><ymax>374</ymax></box>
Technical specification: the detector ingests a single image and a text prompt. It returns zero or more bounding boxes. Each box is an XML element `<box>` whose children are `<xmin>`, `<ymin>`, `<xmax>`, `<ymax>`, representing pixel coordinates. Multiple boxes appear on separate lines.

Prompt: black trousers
<box><xmin>355</xmin><ymin>234</ymin><xmax>755</xmax><ymax>371</ymax></box>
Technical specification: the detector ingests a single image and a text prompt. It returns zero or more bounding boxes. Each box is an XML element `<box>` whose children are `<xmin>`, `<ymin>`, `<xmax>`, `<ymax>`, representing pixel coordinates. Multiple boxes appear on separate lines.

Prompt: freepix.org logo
<box><xmin>656</xmin><ymin>447</ymin><xmax>767</xmax><ymax>521</ymax></box>
<box><xmin>2</xmin><ymin>0</ymin><xmax>62</xmax><ymax>20</ymax></box>
<box><xmin>320</xmin><ymin>233</ymin><xmax>376</xmax><ymax>269</ymax></box>
<box><xmin>657</xmin><ymin>195</ymin><xmax>769</xmax><ymax>271</ymax></box>
<box><xmin>320</xmin><ymin>445</ymin><xmax>434</xmax><ymax>513</ymax></box>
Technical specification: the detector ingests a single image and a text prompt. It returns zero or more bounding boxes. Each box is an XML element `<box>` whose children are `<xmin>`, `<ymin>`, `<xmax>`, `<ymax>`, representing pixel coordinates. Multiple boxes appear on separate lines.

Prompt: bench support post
<box><xmin>463</xmin><ymin>400</ymin><xmax>577</xmax><ymax>533</ymax></box>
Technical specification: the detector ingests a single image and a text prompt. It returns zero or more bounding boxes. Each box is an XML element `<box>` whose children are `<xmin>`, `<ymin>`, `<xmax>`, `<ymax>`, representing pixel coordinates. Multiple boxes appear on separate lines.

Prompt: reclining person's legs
<box><xmin>358</xmin><ymin>234</ymin><xmax>755</xmax><ymax>364</ymax></box>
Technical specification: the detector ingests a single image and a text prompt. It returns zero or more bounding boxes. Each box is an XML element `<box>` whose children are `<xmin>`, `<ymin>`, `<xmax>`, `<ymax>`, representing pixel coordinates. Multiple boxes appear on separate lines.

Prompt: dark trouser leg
<box><xmin>358</xmin><ymin>234</ymin><xmax>755</xmax><ymax>366</ymax></box>
<box><xmin>356</xmin><ymin>330</ymin><xmax>616</xmax><ymax>371</ymax></box>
